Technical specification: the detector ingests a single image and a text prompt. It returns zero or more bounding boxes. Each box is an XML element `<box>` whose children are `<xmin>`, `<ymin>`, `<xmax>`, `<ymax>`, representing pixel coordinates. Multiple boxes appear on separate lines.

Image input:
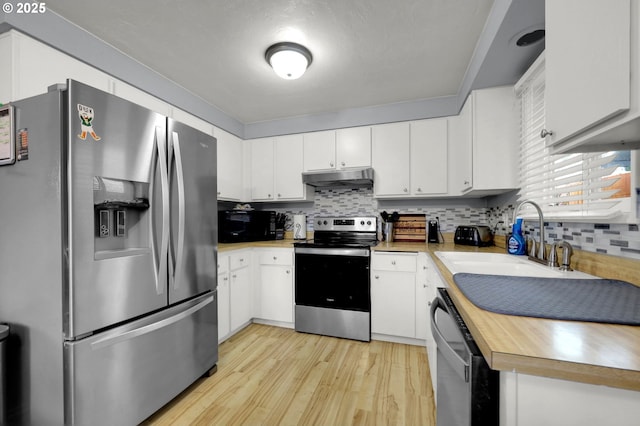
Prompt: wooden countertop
<box><xmin>218</xmin><ymin>236</ymin><xmax>640</xmax><ymax>391</ymax></box>
<box><xmin>424</xmin><ymin>242</ymin><xmax>640</xmax><ymax>392</ymax></box>
<box><xmin>219</xmin><ymin>240</ymin><xmax>296</xmax><ymax>252</ymax></box>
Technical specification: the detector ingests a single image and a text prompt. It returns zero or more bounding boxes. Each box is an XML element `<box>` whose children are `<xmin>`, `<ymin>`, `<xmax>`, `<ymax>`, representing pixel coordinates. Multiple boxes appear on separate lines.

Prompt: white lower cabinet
<box><xmin>501</xmin><ymin>372</ymin><xmax>640</xmax><ymax>426</ymax></box>
<box><xmin>255</xmin><ymin>248</ymin><xmax>294</xmax><ymax>324</ymax></box>
<box><xmin>371</xmin><ymin>252</ymin><xmax>419</xmax><ymax>339</ymax></box>
<box><xmin>423</xmin><ymin>253</ymin><xmax>443</xmax><ymax>397</ymax></box>
<box><xmin>415</xmin><ymin>253</ymin><xmax>429</xmax><ymax>341</ymax></box>
<box><xmin>229</xmin><ymin>250</ymin><xmax>253</xmax><ymax>333</ymax></box>
<box><xmin>217</xmin><ymin>254</ymin><xmax>230</xmax><ymax>342</ymax></box>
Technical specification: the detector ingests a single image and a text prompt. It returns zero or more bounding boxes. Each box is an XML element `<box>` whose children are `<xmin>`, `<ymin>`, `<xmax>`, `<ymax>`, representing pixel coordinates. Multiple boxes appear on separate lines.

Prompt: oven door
<box><xmin>294</xmin><ymin>247</ymin><xmax>370</xmax><ymax>311</ymax></box>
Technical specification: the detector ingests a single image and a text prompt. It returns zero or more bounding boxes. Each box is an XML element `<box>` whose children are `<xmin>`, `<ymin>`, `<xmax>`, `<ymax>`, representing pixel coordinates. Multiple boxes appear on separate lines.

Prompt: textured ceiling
<box><xmin>45</xmin><ymin>0</ymin><xmax>498</xmax><ymax>124</ymax></box>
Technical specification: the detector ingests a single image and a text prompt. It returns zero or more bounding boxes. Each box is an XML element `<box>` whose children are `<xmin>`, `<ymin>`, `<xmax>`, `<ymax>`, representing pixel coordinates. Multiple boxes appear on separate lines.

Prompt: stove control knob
<box><xmin>317</xmin><ymin>220</ymin><xmax>322</xmax><ymax>226</ymax></box>
<box><xmin>367</xmin><ymin>220</ymin><xmax>372</xmax><ymax>226</ymax></box>
<box><xmin>360</xmin><ymin>220</ymin><xmax>365</xmax><ymax>225</ymax></box>
<box><xmin>323</xmin><ymin>220</ymin><xmax>328</xmax><ymax>225</ymax></box>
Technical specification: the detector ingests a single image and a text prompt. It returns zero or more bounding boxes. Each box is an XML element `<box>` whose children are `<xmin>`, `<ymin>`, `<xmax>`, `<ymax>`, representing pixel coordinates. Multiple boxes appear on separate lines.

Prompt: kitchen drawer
<box><xmin>218</xmin><ymin>254</ymin><xmax>229</xmax><ymax>275</ymax></box>
<box><xmin>229</xmin><ymin>251</ymin><xmax>250</xmax><ymax>270</ymax></box>
<box><xmin>371</xmin><ymin>252</ymin><xmax>417</xmax><ymax>272</ymax></box>
<box><xmin>258</xmin><ymin>249</ymin><xmax>292</xmax><ymax>266</ymax></box>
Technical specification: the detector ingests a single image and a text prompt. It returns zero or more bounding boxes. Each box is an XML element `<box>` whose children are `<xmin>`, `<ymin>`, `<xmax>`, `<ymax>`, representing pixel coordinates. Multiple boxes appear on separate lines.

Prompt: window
<box><xmin>515</xmin><ymin>53</ymin><xmax>635</xmax><ymax>222</ymax></box>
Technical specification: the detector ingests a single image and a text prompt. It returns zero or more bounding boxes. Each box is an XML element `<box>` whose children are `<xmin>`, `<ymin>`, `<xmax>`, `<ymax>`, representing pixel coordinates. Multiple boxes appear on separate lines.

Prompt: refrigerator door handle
<box><xmin>152</xmin><ymin>126</ymin><xmax>170</xmax><ymax>295</ymax></box>
<box><xmin>90</xmin><ymin>295</ymin><xmax>214</xmax><ymax>350</ymax></box>
<box><xmin>169</xmin><ymin>131</ymin><xmax>186</xmax><ymax>290</ymax></box>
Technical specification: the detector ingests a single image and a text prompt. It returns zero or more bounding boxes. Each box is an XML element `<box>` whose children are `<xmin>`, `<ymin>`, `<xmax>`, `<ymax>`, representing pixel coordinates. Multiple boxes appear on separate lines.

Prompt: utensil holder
<box><xmin>383</xmin><ymin>222</ymin><xmax>394</xmax><ymax>242</ymax></box>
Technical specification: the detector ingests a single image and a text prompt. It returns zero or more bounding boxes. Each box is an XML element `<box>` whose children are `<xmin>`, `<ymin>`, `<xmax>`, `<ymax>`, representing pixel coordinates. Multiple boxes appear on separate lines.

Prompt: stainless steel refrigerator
<box><xmin>0</xmin><ymin>80</ymin><xmax>218</xmax><ymax>425</ymax></box>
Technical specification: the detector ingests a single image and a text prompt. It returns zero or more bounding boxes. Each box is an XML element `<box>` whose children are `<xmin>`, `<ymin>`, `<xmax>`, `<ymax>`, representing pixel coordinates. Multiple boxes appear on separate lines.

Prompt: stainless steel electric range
<box><xmin>293</xmin><ymin>216</ymin><xmax>378</xmax><ymax>341</ymax></box>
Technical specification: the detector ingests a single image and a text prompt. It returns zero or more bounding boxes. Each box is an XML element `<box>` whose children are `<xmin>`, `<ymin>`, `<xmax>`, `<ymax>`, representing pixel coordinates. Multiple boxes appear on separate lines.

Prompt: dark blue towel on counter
<box><xmin>453</xmin><ymin>273</ymin><xmax>640</xmax><ymax>325</ymax></box>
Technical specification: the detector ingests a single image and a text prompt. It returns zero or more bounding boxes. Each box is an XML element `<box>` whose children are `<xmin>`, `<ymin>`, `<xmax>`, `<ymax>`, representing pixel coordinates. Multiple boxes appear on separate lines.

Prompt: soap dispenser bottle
<box><xmin>508</xmin><ymin>217</ymin><xmax>526</xmax><ymax>255</ymax></box>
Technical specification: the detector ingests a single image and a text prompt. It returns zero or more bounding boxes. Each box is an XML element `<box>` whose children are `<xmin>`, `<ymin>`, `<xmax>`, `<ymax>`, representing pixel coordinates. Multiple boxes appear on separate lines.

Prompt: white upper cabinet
<box><xmin>372</xmin><ymin>122</ymin><xmax>411</xmax><ymax>197</ymax></box>
<box><xmin>274</xmin><ymin>134</ymin><xmax>310</xmax><ymax>200</ymax></box>
<box><xmin>3</xmin><ymin>30</ymin><xmax>111</xmax><ymax>101</ymax></box>
<box><xmin>448</xmin><ymin>99</ymin><xmax>473</xmax><ymax>195</ymax></box>
<box><xmin>250</xmin><ymin>135</ymin><xmax>311</xmax><ymax>202</ymax></box>
<box><xmin>111</xmin><ymin>81</ymin><xmax>172</xmax><ymax>116</ymax></box>
<box><xmin>544</xmin><ymin>0</ymin><xmax>640</xmax><ymax>153</ymax></box>
<box><xmin>470</xmin><ymin>86</ymin><xmax>519</xmax><ymax>195</ymax></box>
<box><xmin>303</xmin><ymin>127</ymin><xmax>371</xmax><ymax>172</ymax></box>
<box><xmin>373</xmin><ymin>120</ymin><xmax>450</xmax><ymax>198</ymax></box>
<box><xmin>336</xmin><ymin>127</ymin><xmax>372</xmax><ymax>169</ymax></box>
<box><xmin>410</xmin><ymin>118</ymin><xmax>448</xmax><ymax>196</ymax></box>
<box><xmin>303</xmin><ymin>130</ymin><xmax>336</xmax><ymax>171</ymax></box>
<box><xmin>250</xmin><ymin>137</ymin><xmax>275</xmax><ymax>201</ymax></box>
<box><xmin>449</xmin><ymin>86</ymin><xmax>518</xmax><ymax>196</ymax></box>
<box><xmin>215</xmin><ymin>127</ymin><xmax>244</xmax><ymax>202</ymax></box>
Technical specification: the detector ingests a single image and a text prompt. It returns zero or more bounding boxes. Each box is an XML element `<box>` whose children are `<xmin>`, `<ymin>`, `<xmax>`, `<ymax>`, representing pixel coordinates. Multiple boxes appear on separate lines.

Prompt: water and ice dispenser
<box><xmin>93</xmin><ymin>176</ymin><xmax>149</xmax><ymax>257</ymax></box>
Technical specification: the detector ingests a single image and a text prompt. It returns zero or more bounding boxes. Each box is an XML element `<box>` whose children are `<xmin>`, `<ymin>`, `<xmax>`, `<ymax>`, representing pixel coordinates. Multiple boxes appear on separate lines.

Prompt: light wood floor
<box><xmin>144</xmin><ymin>324</ymin><xmax>436</xmax><ymax>425</ymax></box>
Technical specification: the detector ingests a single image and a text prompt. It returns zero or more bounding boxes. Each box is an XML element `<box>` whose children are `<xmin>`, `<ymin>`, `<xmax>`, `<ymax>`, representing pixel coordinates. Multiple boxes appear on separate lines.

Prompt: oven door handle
<box><xmin>430</xmin><ymin>296</ymin><xmax>470</xmax><ymax>382</ymax></box>
<box><xmin>294</xmin><ymin>247</ymin><xmax>370</xmax><ymax>257</ymax></box>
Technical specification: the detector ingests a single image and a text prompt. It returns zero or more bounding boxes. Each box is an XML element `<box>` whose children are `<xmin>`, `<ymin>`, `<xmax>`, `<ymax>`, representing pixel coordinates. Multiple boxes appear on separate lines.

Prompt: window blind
<box><xmin>515</xmin><ymin>54</ymin><xmax>631</xmax><ymax>220</ymax></box>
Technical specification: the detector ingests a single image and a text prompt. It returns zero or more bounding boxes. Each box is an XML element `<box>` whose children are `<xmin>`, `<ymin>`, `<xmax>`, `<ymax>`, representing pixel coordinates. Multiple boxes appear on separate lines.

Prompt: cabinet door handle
<box><xmin>286</xmin><ymin>270</ymin><xmax>290</xmax><ymax>274</ymax></box>
<box><xmin>273</xmin><ymin>256</ymin><xmax>277</xmax><ymax>260</ymax></box>
<box><xmin>232</xmin><ymin>274</ymin><xmax>237</xmax><ymax>279</ymax></box>
<box><xmin>277</xmin><ymin>193</ymin><xmax>281</xmax><ymax>197</ymax></box>
<box><xmin>374</xmin><ymin>275</ymin><xmax>379</xmax><ymax>279</ymax></box>
<box><xmin>417</xmin><ymin>188</ymin><xmax>422</xmax><ymax>192</ymax></box>
<box><xmin>341</xmin><ymin>161</ymin><xmax>345</xmax><ymax>167</ymax></box>
<box><xmin>403</xmin><ymin>188</ymin><xmax>408</xmax><ymax>193</ymax></box>
<box><xmin>463</xmin><ymin>180</ymin><xmax>469</xmax><ymax>186</ymax></box>
<box><xmin>540</xmin><ymin>129</ymin><xmax>553</xmax><ymax>138</ymax></box>
<box><xmin>330</xmin><ymin>161</ymin><xmax>334</xmax><ymax>167</ymax></box>
<box><xmin>239</xmin><ymin>258</ymin><xmax>244</xmax><ymax>262</ymax></box>
<box><xmin>391</xmin><ymin>260</ymin><xmax>396</xmax><ymax>265</ymax></box>
<box><xmin>267</xmin><ymin>193</ymin><xmax>272</xmax><ymax>198</ymax></box>
<box><xmin>217</xmin><ymin>191</ymin><xmax>221</xmax><ymax>195</ymax></box>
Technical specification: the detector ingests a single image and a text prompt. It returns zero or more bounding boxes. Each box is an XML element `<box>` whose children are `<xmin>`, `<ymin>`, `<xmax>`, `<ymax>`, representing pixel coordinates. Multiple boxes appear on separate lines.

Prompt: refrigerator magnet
<box><xmin>77</xmin><ymin>104</ymin><xmax>101</xmax><ymax>141</ymax></box>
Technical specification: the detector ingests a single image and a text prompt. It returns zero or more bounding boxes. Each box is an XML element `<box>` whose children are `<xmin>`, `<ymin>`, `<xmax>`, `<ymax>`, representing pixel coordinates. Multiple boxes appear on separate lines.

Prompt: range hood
<box><xmin>302</xmin><ymin>167</ymin><xmax>374</xmax><ymax>188</ymax></box>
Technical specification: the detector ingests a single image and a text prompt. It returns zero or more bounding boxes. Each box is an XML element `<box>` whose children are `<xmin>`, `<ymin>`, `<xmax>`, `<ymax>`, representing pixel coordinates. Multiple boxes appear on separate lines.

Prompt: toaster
<box><xmin>454</xmin><ymin>225</ymin><xmax>494</xmax><ymax>247</ymax></box>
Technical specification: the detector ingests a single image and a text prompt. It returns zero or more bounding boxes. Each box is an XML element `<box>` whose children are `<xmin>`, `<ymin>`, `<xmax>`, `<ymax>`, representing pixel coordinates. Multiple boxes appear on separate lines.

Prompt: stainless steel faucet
<box><xmin>556</xmin><ymin>240</ymin><xmax>573</xmax><ymax>271</ymax></box>
<box><xmin>548</xmin><ymin>241</ymin><xmax>559</xmax><ymax>268</ymax></box>
<box><xmin>512</xmin><ymin>200</ymin><xmax>546</xmax><ymax>261</ymax></box>
<box><xmin>548</xmin><ymin>240</ymin><xmax>574</xmax><ymax>270</ymax></box>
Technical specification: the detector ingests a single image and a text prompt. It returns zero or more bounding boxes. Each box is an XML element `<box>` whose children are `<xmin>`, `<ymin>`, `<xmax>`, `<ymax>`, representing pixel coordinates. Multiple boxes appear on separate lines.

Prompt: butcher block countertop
<box><xmin>219</xmin><ymin>239</ymin><xmax>296</xmax><ymax>252</ymax></box>
<box><xmin>219</xmin><ymin>235</ymin><xmax>640</xmax><ymax>391</ymax></box>
<box><xmin>379</xmin><ymin>238</ymin><xmax>640</xmax><ymax>392</ymax></box>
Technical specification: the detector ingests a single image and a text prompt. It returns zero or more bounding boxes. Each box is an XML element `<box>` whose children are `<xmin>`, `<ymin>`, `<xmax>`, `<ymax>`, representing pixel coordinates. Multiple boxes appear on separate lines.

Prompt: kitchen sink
<box><xmin>435</xmin><ymin>251</ymin><xmax>597</xmax><ymax>279</ymax></box>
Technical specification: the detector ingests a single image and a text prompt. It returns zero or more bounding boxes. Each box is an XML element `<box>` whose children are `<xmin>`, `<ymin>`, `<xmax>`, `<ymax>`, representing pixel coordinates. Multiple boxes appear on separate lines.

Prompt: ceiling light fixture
<box><xmin>265</xmin><ymin>42</ymin><xmax>313</xmax><ymax>80</ymax></box>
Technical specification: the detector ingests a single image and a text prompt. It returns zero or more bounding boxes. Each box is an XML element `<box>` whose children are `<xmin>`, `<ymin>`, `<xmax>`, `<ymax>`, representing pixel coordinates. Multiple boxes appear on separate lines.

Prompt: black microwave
<box><xmin>218</xmin><ymin>210</ymin><xmax>277</xmax><ymax>243</ymax></box>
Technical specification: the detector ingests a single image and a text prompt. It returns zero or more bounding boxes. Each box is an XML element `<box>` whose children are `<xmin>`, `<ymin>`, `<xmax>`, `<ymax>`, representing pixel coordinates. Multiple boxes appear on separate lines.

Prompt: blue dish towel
<box><xmin>453</xmin><ymin>273</ymin><xmax>640</xmax><ymax>325</ymax></box>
